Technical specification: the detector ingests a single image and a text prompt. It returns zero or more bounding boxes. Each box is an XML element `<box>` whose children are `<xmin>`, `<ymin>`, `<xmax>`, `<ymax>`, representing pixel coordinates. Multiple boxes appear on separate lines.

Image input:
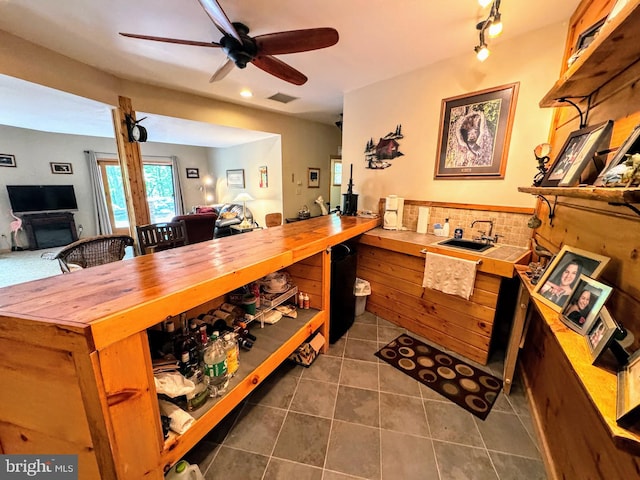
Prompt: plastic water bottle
<box><xmin>223</xmin><ymin>333</ymin><xmax>239</xmax><ymax>377</ymax></box>
<box><xmin>203</xmin><ymin>332</ymin><xmax>228</xmax><ymax>397</ymax></box>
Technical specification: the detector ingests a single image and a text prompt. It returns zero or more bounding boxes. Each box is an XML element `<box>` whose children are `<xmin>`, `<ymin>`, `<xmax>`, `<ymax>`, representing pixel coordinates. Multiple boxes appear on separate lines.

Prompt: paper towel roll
<box><xmin>417</xmin><ymin>207</ymin><xmax>430</xmax><ymax>234</ymax></box>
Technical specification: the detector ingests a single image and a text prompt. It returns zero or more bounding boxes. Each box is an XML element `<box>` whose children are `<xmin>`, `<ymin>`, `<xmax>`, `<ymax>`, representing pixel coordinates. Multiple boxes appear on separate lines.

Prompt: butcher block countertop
<box><xmin>360</xmin><ymin>228</ymin><xmax>531</xmax><ymax>278</ymax></box>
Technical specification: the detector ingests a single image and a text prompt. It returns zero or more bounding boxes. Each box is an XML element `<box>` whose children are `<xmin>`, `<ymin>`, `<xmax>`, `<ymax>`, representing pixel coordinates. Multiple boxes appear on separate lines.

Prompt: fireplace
<box><xmin>21</xmin><ymin>212</ymin><xmax>78</xmax><ymax>250</ymax></box>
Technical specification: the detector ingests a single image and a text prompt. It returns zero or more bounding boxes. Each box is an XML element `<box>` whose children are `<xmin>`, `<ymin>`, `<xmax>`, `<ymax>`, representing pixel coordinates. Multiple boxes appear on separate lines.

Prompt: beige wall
<box><xmin>342</xmin><ymin>22</ymin><xmax>568</xmax><ymax>212</ymax></box>
<box><xmin>0</xmin><ymin>30</ymin><xmax>341</xmax><ymax>220</ymax></box>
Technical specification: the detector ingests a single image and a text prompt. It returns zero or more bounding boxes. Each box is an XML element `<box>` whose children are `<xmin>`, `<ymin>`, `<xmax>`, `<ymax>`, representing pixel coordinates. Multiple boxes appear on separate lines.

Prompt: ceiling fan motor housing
<box><xmin>221</xmin><ymin>23</ymin><xmax>257</xmax><ymax>68</ymax></box>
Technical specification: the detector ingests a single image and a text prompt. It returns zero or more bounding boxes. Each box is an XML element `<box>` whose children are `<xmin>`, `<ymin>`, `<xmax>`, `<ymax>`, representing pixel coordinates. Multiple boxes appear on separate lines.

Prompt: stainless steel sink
<box><xmin>438</xmin><ymin>238</ymin><xmax>493</xmax><ymax>252</ymax></box>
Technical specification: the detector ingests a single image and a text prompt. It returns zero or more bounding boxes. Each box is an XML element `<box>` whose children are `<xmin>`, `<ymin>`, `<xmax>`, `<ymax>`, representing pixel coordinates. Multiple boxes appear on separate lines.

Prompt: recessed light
<box><xmin>240</xmin><ymin>89</ymin><xmax>253</xmax><ymax>98</ymax></box>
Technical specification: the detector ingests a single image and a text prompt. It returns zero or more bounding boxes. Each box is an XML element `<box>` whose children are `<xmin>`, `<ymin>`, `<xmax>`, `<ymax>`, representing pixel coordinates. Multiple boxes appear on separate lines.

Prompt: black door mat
<box><xmin>375</xmin><ymin>334</ymin><xmax>502</xmax><ymax>420</ymax></box>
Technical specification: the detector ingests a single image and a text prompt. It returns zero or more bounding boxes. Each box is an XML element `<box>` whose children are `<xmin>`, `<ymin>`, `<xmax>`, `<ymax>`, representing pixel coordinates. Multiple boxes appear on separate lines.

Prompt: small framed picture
<box><xmin>540</xmin><ymin>121</ymin><xmax>613</xmax><ymax>187</ymax></box>
<box><xmin>259</xmin><ymin>166</ymin><xmax>268</xmax><ymax>188</ymax></box>
<box><xmin>533</xmin><ymin>245</ymin><xmax>610</xmax><ymax>312</ymax></box>
<box><xmin>308</xmin><ymin>167</ymin><xmax>320</xmax><ymax>188</ymax></box>
<box><xmin>593</xmin><ymin>124</ymin><xmax>640</xmax><ymax>186</ymax></box>
<box><xmin>0</xmin><ymin>153</ymin><xmax>16</xmax><ymax>167</ymax></box>
<box><xmin>585</xmin><ymin>307</ymin><xmax>619</xmax><ymax>363</ymax></box>
<box><xmin>50</xmin><ymin>162</ymin><xmax>73</xmax><ymax>174</ymax></box>
<box><xmin>617</xmin><ymin>348</ymin><xmax>640</xmax><ymax>429</ymax></box>
<box><xmin>186</xmin><ymin>168</ymin><xmax>200</xmax><ymax>179</ymax></box>
<box><xmin>560</xmin><ymin>275</ymin><xmax>613</xmax><ymax>334</ymax></box>
<box><xmin>227</xmin><ymin>169</ymin><xmax>245</xmax><ymax>188</ymax></box>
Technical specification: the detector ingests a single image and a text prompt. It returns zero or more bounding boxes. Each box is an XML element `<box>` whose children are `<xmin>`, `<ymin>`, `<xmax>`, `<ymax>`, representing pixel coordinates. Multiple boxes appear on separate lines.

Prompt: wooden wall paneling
<box><xmin>288</xmin><ymin>252</ymin><xmax>324</xmax><ymax>307</ymax></box>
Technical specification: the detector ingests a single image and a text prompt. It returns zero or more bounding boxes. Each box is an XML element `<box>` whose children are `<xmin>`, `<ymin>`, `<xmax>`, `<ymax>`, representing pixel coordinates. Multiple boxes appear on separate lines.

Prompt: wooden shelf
<box><xmin>540</xmin><ymin>2</ymin><xmax>640</xmax><ymax>107</ymax></box>
<box><xmin>518</xmin><ymin>186</ymin><xmax>640</xmax><ymax>204</ymax></box>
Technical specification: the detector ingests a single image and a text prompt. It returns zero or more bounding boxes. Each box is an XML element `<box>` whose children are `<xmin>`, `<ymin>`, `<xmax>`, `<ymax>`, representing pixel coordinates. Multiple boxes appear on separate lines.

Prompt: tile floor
<box><xmin>185</xmin><ymin>312</ymin><xmax>547</xmax><ymax>479</ymax></box>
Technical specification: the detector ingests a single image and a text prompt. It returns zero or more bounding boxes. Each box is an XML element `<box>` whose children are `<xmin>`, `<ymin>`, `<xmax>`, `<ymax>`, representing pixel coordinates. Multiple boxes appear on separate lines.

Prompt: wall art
<box><xmin>259</xmin><ymin>166</ymin><xmax>268</xmax><ymax>188</ymax></box>
<box><xmin>364</xmin><ymin>125</ymin><xmax>404</xmax><ymax>169</ymax></box>
<box><xmin>0</xmin><ymin>154</ymin><xmax>16</xmax><ymax>167</ymax></box>
<box><xmin>308</xmin><ymin>167</ymin><xmax>320</xmax><ymax>188</ymax></box>
<box><xmin>50</xmin><ymin>162</ymin><xmax>73</xmax><ymax>174</ymax></box>
<box><xmin>186</xmin><ymin>168</ymin><xmax>200</xmax><ymax>179</ymax></box>
<box><xmin>226</xmin><ymin>169</ymin><xmax>245</xmax><ymax>188</ymax></box>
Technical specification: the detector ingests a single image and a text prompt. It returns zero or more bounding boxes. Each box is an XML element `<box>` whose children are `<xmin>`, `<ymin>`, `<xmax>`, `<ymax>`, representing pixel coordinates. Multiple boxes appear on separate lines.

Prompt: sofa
<box><xmin>213</xmin><ymin>203</ymin><xmax>254</xmax><ymax>238</ymax></box>
<box><xmin>171</xmin><ymin>212</ymin><xmax>218</xmax><ymax>244</ymax></box>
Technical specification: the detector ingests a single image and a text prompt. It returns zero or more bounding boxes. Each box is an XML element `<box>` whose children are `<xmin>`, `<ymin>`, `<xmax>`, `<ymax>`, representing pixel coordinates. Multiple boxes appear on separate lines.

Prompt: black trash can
<box><xmin>329</xmin><ymin>241</ymin><xmax>357</xmax><ymax>343</ymax></box>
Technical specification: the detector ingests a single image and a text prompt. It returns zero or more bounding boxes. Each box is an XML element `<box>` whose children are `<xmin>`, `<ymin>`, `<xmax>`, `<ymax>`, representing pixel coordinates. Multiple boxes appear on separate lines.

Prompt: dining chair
<box><xmin>265</xmin><ymin>212</ymin><xmax>283</xmax><ymax>227</ymax></box>
<box><xmin>52</xmin><ymin>234</ymin><xmax>134</xmax><ymax>273</ymax></box>
<box><xmin>136</xmin><ymin>221</ymin><xmax>188</xmax><ymax>255</ymax></box>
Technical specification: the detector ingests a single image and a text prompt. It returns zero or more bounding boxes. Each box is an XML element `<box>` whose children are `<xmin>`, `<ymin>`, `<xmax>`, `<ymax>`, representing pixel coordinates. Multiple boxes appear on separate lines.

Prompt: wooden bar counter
<box><xmin>0</xmin><ymin>215</ymin><xmax>379</xmax><ymax>480</ymax></box>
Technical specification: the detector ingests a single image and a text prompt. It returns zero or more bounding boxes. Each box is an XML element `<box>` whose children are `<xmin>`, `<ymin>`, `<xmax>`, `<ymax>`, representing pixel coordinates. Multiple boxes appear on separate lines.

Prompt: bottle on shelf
<box><xmin>298</xmin><ymin>291</ymin><xmax>305</xmax><ymax>309</ymax></box>
<box><xmin>454</xmin><ymin>226</ymin><xmax>463</xmax><ymax>239</ymax></box>
<box><xmin>442</xmin><ymin>218</ymin><xmax>450</xmax><ymax>237</ymax></box>
<box><xmin>203</xmin><ymin>332</ymin><xmax>229</xmax><ymax>397</ymax></box>
<box><xmin>303</xmin><ymin>293</ymin><xmax>310</xmax><ymax>309</ymax></box>
<box><xmin>180</xmin><ymin>351</ymin><xmax>208</xmax><ymax>411</ymax></box>
<box><xmin>223</xmin><ymin>333</ymin><xmax>239</xmax><ymax>377</ymax></box>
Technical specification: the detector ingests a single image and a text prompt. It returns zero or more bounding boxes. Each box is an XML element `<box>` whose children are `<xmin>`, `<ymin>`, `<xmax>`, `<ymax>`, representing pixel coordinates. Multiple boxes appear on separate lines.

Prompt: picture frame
<box><xmin>0</xmin><ymin>153</ymin><xmax>16</xmax><ymax>167</ymax></box>
<box><xmin>567</xmin><ymin>17</ymin><xmax>607</xmax><ymax>67</ymax></box>
<box><xmin>593</xmin><ymin>124</ymin><xmax>640</xmax><ymax>186</ymax></box>
<box><xmin>434</xmin><ymin>82</ymin><xmax>519</xmax><ymax>179</ymax></box>
<box><xmin>617</xmin><ymin>348</ymin><xmax>640</xmax><ymax>429</ymax></box>
<box><xmin>308</xmin><ymin>167</ymin><xmax>320</xmax><ymax>188</ymax></box>
<box><xmin>532</xmin><ymin>245</ymin><xmax>610</xmax><ymax>312</ymax></box>
<box><xmin>540</xmin><ymin>121</ymin><xmax>613</xmax><ymax>187</ymax></box>
<box><xmin>186</xmin><ymin>168</ymin><xmax>200</xmax><ymax>179</ymax></box>
<box><xmin>259</xmin><ymin>166</ymin><xmax>268</xmax><ymax>188</ymax></box>
<box><xmin>226</xmin><ymin>169</ymin><xmax>245</xmax><ymax>188</ymax></box>
<box><xmin>606</xmin><ymin>0</ymin><xmax>631</xmax><ymax>24</ymax></box>
<box><xmin>560</xmin><ymin>274</ymin><xmax>613</xmax><ymax>334</ymax></box>
<box><xmin>585</xmin><ymin>307</ymin><xmax>619</xmax><ymax>364</ymax></box>
<box><xmin>50</xmin><ymin>162</ymin><xmax>73</xmax><ymax>174</ymax></box>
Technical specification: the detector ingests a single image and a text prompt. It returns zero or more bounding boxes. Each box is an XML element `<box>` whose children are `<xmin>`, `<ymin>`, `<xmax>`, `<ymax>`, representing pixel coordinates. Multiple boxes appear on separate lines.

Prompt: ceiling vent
<box><xmin>268</xmin><ymin>92</ymin><xmax>299</xmax><ymax>104</ymax></box>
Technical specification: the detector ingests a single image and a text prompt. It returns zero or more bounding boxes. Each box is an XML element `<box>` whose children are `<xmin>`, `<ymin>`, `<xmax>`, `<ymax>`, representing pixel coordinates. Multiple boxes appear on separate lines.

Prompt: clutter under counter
<box><xmin>357</xmin><ymin>228</ymin><xmax>531</xmax><ymax>365</ymax></box>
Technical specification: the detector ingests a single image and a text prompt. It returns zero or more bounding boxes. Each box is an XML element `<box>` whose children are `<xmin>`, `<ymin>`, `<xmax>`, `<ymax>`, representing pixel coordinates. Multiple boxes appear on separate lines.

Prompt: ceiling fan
<box><xmin>120</xmin><ymin>0</ymin><xmax>339</xmax><ymax>85</ymax></box>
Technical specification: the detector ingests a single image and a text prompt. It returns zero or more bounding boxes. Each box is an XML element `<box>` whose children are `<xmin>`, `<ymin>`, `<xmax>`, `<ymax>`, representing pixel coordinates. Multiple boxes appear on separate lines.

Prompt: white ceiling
<box><xmin>0</xmin><ymin>0</ymin><xmax>580</xmax><ymax>147</ymax></box>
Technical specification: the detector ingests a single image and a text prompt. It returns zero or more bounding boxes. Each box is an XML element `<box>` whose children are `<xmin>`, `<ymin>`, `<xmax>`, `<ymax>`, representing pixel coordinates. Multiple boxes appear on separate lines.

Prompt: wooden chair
<box><xmin>265</xmin><ymin>213</ymin><xmax>283</xmax><ymax>227</ymax></box>
<box><xmin>52</xmin><ymin>234</ymin><xmax>134</xmax><ymax>273</ymax></box>
<box><xmin>136</xmin><ymin>221</ymin><xmax>188</xmax><ymax>255</ymax></box>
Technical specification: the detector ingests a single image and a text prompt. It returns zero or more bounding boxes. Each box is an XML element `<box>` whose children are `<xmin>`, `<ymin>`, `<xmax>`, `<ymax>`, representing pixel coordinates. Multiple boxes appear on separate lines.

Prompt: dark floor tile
<box><xmin>334</xmin><ymin>385</ymin><xmax>380</xmax><ymax>427</ymax></box>
<box><xmin>289</xmin><ymin>377</ymin><xmax>338</xmax><ymax>418</ymax></box>
<box><xmin>327</xmin><ymin>336</ymin><xmax>347</xmax><ymax>357</ymax></box>
<box><xmin>377</xmin><ymin>317</ymin><xmax>398</xmax><ymax>329</ymax></box>
<box><xmin>223</xmin><ymin>404</ymin><xmax>286</xmax><ymax>455</ymax></box>
<box><xmin>424</xmin><ymin>400</ymin><xmax>484</xmax><ymax>447</ymax></box>
<box><xmin>354</xmin><ymin>311</ymin><xmax>377</xmax><ymax>325</ymax></box>
<box><xmin>272</xmin><ymin>412</ymin><xmax>331</xmax><ymax>467</ymax></box>
<box><xmin>489</xmin><ymin>451</ymin><xmax>548</xmax><ymax>480</ymax></box>
<box><xmin>205</xmin><ymin>446</ymin><xmax>269</xmax><ymax>480</ymax></box>
<box><xmin>378</xmin><ymin>325</ymin><xmax>405</xmax><ymax>344</ymax></box>
<box><xmin>344</xmin><ymin>337</ymin><xmax>379</xmax><ymax>362</ymax></box>
<box><xmin>475</xmin><ymin>411</ymin><xmax>540</xmax><ymax>459</ymax></box>
<box><xmin>201</xmin><ymin>403</ymin><xmax>244</xmax><ymax>444</ymax></box>
<box><xmin>185</xmin><ymin>440</ymin><xmax>219</xmax><ymax>475</ymax></box>
<box><xmin>340</xmin><ymin>358</ymin><xmax>379</xmax><ymax>390</ymax></box>
<box><xmin>301</xmin><ymin>354</ymin><xmax>343</xmax><ymax>383</ymax></box>
<box><xmin>380</xmin><ymin>430</ymin><xmax>438</xmax><ymax>480</ymax></box>
<box><xmin>348</xmin><ymin>323</ymin><xmax>378</xmax><ymax>341</ymax></box>
<box><xmin>247</xmin><ymin>370</ymin><xmax>299</xmax><ymax>409</ymax></box>
<box><xmin>490</xmin><ymin>391</ymin><xmax>514</xmax><ymax>414</ymax></box>
<box><xmin>379</xmin><ymin>392</ymin><xmax>429</xmax><ymax>437</ymax></box>
<box><xmin>378</xmin><ymin>363</ymin><xmax>421</xmax><ymax>397</ymax></box>
<box><xmin>323</xmin><ymin>471</ymin><xmax>367</xmax><ymax>480</ymax></box>
<box><xmin>433</xmin><ymin>441</ymin><xmax>499</xmax><ymax>480</ymax></box>
<box><xmin>263</xmin><ymin>458</ymin><xmax>323</xmax><ymax>480</ymax></box>
<box><xmin>325</xmin><ymin>420</ymin><xmax>380</xmax><ymax>479</ymax></box>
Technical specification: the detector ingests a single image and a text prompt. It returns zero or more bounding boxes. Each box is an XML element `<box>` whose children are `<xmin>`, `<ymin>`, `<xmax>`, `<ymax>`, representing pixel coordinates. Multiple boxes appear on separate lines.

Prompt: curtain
<box><xmin>171</xmin><ymin>155</ymin><xmax>185</xmax><ymax>215</ymax></box>
<box><xmin>85</xmin><ymin>150</ymin><xmax>113</xmax><ymax>235</ymax></box>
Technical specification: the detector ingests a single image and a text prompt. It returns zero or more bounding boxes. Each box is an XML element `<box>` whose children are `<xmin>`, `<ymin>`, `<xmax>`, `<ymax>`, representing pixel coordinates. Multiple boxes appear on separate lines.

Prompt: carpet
<box><xmin>375</xmin><ymin>334</ymin><xmax>502</xmax><ymax>420</ymax></box>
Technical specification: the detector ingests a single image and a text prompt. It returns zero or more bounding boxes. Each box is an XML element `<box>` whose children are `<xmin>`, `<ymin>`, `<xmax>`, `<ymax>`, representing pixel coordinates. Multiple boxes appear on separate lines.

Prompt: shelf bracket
<box><xmin>558</xmin><ymin>97</ymin><xmax>588</xmax><ymax>129</ymax></box>
<box><xmin>537</xmin><ymin>195</ymin><xmax>557</xmax><ymax>226</ymax></box>
<box><xmin>609</xmin><ymin>202</ymin><xmax>640</xmax><ymax>217</ymax></box>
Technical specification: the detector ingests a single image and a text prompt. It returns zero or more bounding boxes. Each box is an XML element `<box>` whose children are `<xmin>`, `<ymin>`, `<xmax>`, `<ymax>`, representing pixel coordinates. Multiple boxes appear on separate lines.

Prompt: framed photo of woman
<box><xmin>585</xmin><ymin>307</ymin><xmax>619</xmax><ymax>363</ymax></box>
<box><xmin>532</xmin><ymin>245</ymin><xmax>610</xmax><ymax>312</ymax></box>
<box><xmin>560</xmin><ymin>275</ymin><xmax>613</xmax><ymax>334</ymax></box>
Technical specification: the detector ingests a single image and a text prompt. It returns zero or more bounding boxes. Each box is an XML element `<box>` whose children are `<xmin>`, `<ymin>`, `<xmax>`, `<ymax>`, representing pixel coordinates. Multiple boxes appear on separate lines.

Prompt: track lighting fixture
<box><xmin>474</xmin><ymin>0</ymin><xmax>503</xmax><ymax>61</ymax></box>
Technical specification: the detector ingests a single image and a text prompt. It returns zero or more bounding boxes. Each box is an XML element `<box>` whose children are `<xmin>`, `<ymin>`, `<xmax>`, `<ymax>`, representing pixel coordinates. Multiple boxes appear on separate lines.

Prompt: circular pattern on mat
<box><xmin>379</xmin><ymin>348</ymin><xmax>397</xmax><ymax>360</ymax></box>
<box><xmin>398</xmin><ymin>347</ymin><xmax>415</xmax><ymax>357</ymax></box>
<box><xmin>460</xmin><ymin>378</ymin><xmax>481</xmax><ymax>393</ymax></box>
<box><xmin>485</xmin><ymin>391</ymin><xmax>497</xmax><ymax>403</ymax></box>
<box><xmin>418</xmin><ymin>369</ymin><xmax>437</xmax><ymax>383</ymax></box>
<box><xmin>465</xmin><ymin>395</ymin><xmax>489</xmax><ymax>413</ymax></box>
<box><xmin>398</xmin><ymin>336</ymin><xmax>414</xmax><ymax>346</ymax></box>
<box><xmin>442</xmin><ymin>382</ymin><xmax>460</xmax><ymax>396</ymax></box>
<box><xmin>479</xmin><ymin>375</ymin><xmax>501</xmax><ymax>390</ymax></box>
<box><xmin>455</xmin><ymin>364</ymin><xmax>475</xmax><ymax>377</ymax></box>
<box><xmin>435</xmin><ymin>354</ymin><xmax>453</xmax><ymax>366</ymax></box>
<box><xmin>437</xmin><ymin>366</ymin><xmax>456</xmax><ymax>380</ymax></box>
<box><xmin>398</xmin><ymin>358</ymin><xmax>416</xmax><ymax>370</ymax></box>
<box><xmin>416</xmin><ymin>344</ymin><xmax>430</xmax><ymax>354</ymax></box>
<box><xmin>417</xmin><ymin>356</ymin><xmax>435</xmax><ymax>368</ymax></box>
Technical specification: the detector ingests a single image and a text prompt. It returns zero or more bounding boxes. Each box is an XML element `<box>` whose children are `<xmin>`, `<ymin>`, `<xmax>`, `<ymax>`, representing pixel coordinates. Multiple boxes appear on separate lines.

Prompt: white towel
<box><xmin>158</xmin><ymin>399</ymin><xmax>195</xmax><ymax>435</ymax></box>
<box><xmin>422</xmin><ymin>252</ymin><xmax>478</xmax><ymax>300</ymax></box>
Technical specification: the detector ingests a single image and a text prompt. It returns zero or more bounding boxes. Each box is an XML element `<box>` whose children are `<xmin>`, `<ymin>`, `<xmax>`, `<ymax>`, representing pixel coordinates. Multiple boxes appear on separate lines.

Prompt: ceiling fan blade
<box><xmin>210</xmin><ymin>58</ymin><xmax>235</xmax><ymax>83</ymax></box>
<box><xmin>120</xmin><ymin>32</ymin><xmax>220</xmax><ymax>48</ymax></box>
<box><xmin>252</xmin><ymin>55</ymin><xmax>307</xmax><ymax>85</ymax></box>
<box><xmin>255</xmin><ymin>28</ymin><xmax>339</xmax><ymax>55</ymax></box>
<box><xmin>196</xmin><ymin>0</ymin><xmax>242</xmax><ymax>42</ymax></box>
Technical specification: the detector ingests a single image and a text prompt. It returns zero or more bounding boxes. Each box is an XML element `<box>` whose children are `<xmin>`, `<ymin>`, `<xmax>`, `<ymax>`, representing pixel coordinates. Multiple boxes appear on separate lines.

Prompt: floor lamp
<box><xmin>234</xmin><ymin>192</ymin><xmax>254</xmax><ymax>229</ymax></box>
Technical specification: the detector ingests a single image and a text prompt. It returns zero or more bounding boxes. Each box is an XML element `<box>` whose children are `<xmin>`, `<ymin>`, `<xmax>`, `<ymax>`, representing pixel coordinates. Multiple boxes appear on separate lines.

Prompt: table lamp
<box><xmin>234</xmin><ymin>192</ymin><xmax>254</xmax><ymax>229</ymax></box>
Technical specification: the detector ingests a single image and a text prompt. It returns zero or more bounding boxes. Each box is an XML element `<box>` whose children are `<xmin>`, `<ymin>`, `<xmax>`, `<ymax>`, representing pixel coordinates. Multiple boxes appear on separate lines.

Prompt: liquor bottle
<box><xmin>303</xmin><ymin>293</ymin><xmax>310</xmax><ymax>309</ymax></box>
<box><xmin>180</xmin><ymin>351</ymin><xmax>208</xmax><ymax>411</ymax></box>
<box><xmin>203</xmin><ymin>332</ymin><xmax>229</xmax><ymax>397</ymax></box>
<box><xmin>223</xmin><ymin>333</ymin><xmax>239</xmax><ymax>377</ymax></box>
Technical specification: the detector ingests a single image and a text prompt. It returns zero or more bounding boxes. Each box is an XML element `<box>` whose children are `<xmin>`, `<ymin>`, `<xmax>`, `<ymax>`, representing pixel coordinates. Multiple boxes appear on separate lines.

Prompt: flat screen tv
<box><xmin>6</xmin><ymin>185</ymin><xmax>78</xmax><ymax>213</ymax></box>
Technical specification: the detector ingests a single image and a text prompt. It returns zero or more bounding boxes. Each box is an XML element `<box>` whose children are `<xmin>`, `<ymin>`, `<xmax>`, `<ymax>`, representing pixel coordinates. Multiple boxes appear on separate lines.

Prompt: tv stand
<box><xmin>21</xmin><ymin>211</ymin><xmax>78</xmax><ymax>250</ymax></box>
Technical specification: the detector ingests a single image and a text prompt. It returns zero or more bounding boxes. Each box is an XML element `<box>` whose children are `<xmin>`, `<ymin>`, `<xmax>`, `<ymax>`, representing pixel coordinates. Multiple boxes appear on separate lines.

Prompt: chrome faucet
<box><xmin>470</xmin><ymin>219</ymin><xmax>499</xmax><ymax>244</ymax></box>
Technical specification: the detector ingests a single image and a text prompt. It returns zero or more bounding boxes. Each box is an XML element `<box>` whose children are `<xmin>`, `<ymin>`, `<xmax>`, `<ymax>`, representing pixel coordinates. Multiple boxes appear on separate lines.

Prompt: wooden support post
<box><xmin>112</xmin><ymin>96</ymin><xmax>150</xmax><ymax>242</ymax></box>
